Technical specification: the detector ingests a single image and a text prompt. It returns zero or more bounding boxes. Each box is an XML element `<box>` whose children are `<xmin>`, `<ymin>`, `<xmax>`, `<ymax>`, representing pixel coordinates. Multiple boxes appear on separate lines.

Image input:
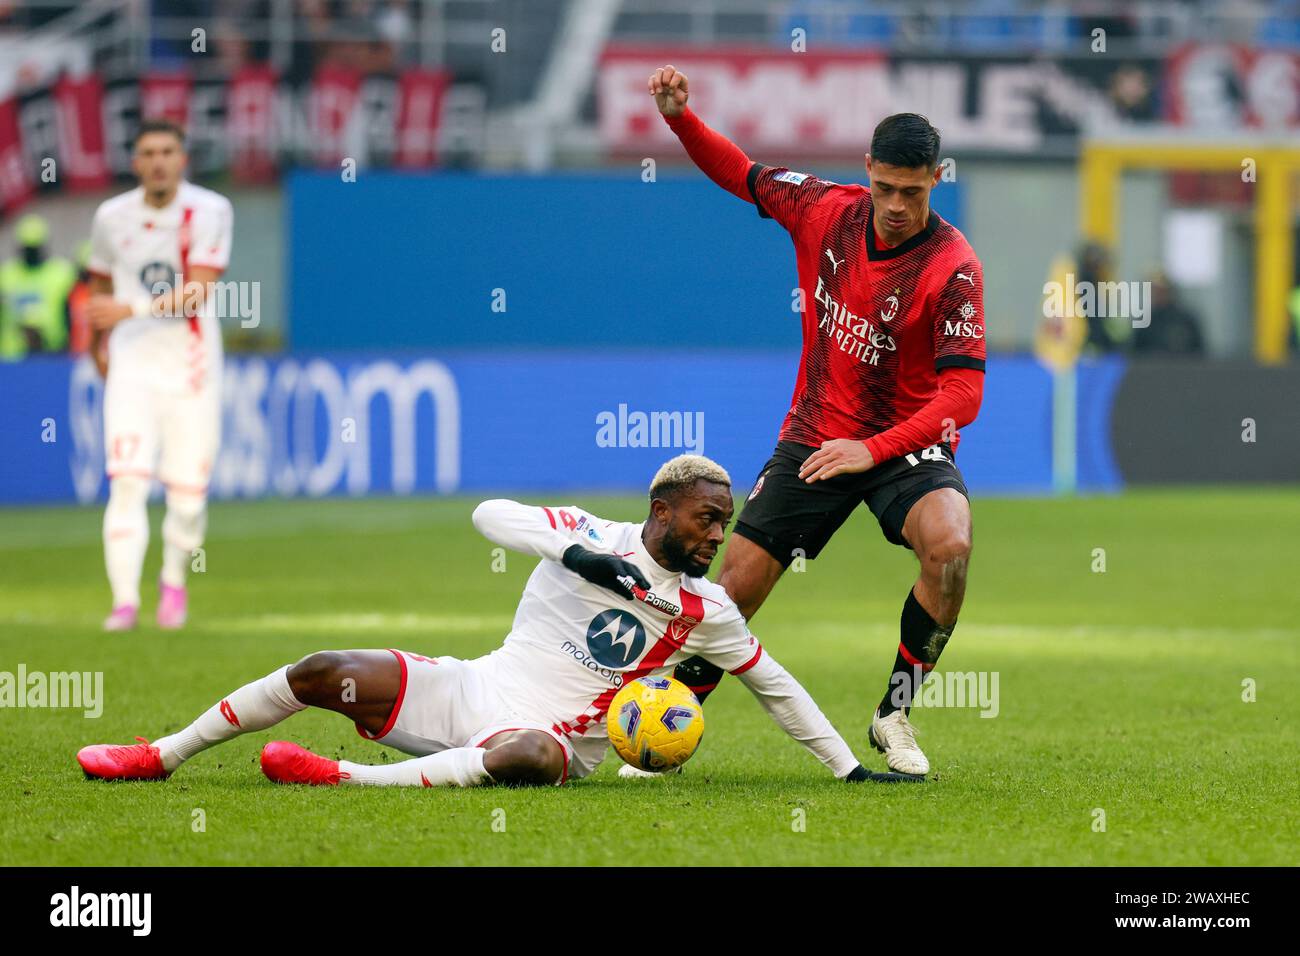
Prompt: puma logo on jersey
<box><xmin>824</xmin><ymin>248</ymin><xmax>844</xmax><ymax>274</ymax></box>
<box><xmin>956</xmin><ymin>272</ymin><xmax>976</xmax><ymax>287</ymax></box>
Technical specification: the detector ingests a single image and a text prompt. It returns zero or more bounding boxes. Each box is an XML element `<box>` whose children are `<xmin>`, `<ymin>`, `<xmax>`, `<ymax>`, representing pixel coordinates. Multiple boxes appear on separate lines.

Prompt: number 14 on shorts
<box><xmin>904</xmin><ymin>445</ymin><xmax>952</xmax><ymax>468</ymax></box>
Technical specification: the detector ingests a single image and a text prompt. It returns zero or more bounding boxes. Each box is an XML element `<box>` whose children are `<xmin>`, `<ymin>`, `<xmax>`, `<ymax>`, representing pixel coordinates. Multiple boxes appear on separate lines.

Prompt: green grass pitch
<box><xmin>1</xmin><ymin>488</ymin><xmax>1297</xmax><ymax>866</ymax></box>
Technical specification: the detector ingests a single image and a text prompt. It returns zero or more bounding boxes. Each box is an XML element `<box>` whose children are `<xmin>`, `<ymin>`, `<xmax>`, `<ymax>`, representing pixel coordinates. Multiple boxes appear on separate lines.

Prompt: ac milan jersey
<box><xmin>747</xmin><ymin>164</ymin><xmax>986</xmax><ymax>448</ymax></box>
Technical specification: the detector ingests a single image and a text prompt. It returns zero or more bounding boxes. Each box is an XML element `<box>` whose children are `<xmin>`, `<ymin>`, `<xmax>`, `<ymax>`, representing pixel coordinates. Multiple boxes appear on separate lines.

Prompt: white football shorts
<box><xmin>103</xmin><ymin>378</ymin><xmax>220</xmax><ymax>494</ymax></box>
<box><xmin>355</xmin><ymin>649</ymin><xmax>581</xmax><ymax>784</ymax></box>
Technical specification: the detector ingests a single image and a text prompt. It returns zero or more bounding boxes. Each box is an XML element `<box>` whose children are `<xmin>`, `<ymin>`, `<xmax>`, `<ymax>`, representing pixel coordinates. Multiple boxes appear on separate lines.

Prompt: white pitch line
<box><xmin>779</xmin><ymin>621</ymin><xmax>1299</xmax><ymax>642</ymax></box>
<box><xmin>0</xmin><ymin>614</ymin><xmax>1294</xmax><ymax>644</ymax></box>
<box><xmin>0</xmin><ymin>611</ymin><xmax>515</xmax><ymax>633</ymax></box>
<box><xmin>961</xmin><ymin>623</ymin><xmax>1299</xmax><ymax>641</ymax></box>
<box><xmin>198</xmin><ymin>612</ymin><xmax>514</xmax><ymax>633</ymax></box>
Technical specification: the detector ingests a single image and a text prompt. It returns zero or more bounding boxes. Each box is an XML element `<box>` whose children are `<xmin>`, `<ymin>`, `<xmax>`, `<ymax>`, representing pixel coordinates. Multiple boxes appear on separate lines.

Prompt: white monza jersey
<box><xmin>470</xmin><ymin>499</ymin><xmax>861</xmax><ymax>779</ymax></box>
<box><xmin>88</xmin><ymin>181</ymin><xmax>233</xmax><ymax>395</ymax></box>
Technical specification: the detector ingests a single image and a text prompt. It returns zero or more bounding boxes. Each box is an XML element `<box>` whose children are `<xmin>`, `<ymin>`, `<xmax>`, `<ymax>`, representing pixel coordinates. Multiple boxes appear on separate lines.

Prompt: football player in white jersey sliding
<box><xmin>86</xmin><ymin>119</ymin><xmax>234</xmax><ymax>632</ymax></box>
<box><xmin>78</xmin><ymin>456</ymin><xmax>915</xmax><ymax>787</ymax></box>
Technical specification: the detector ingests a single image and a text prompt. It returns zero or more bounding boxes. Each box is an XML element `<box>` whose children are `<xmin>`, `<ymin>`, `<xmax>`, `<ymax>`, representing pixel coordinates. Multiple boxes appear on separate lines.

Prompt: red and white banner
<box><xmin>0</xmin><ymin>66</ymin><xmax>453</xmax><ymax>218</ymax></box>
<box><xmin>598</xmin><ymin>44</ymin><xmax>1197</xmax><ymax>157</ymax></box>
<box><xmin>0</xmin><ymin>97</ymin><xmax>32</xmax><ymax>214</ymax></box>
<box><xmin>53</xmin><ymin>74</ymin><xmax>112</xmax><ymax>191</ymax></box>
<box><xmin>396</xmin><ymin>69</ymin><xmax>451</xmax><ymax>168</ymax></box>
<box><xmin>600</xmin><ymin>46</ymin><xmax>891</xmax><ymax>156</ymax></box>
<box><xmin>226</xmin><ymin>65</ymin><xmax>279</xmax><ymax>184</ymax></box>
<box><xmin>1165</xmin><ymin>43</ymin><xmax>1300</xmax><ymax>131</ymax></box>
<box><xmin>307</xmin><ymin>65</ymin><xmax>364</xmax><ymax>166</ymax></box>
<box><xmin>139</xmin><ymin>71</ymin><xmax>193</xmax><ymax>128</ymax></box>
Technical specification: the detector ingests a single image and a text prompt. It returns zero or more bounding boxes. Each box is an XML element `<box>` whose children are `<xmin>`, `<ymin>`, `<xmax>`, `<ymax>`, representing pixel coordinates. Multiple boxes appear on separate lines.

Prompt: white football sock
<box><xmin>153</xmin><ymin>665</ymin><xmax>307</xmax><ymax>772</ymax></box>
<box><xmin>340</xmin><ymin>747</ymin><xmax>493</xmax><ymax>788</ymax></box>
<box><xmin>160</xmin><ymin>488</ymin><xmax>207</xmax><ymax>588</ymax></box>
<box><xmin>103</xmin><ymin>476</ymin><xmax>150</xmax><ymax>608</ymax></box>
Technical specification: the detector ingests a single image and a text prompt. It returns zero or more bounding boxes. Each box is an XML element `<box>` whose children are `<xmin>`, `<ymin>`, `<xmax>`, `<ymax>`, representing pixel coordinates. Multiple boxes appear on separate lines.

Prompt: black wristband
<box><xmin>561</xmin><ymin>543</ymin><xmax>586</xmax><ymax>571</ymax></box>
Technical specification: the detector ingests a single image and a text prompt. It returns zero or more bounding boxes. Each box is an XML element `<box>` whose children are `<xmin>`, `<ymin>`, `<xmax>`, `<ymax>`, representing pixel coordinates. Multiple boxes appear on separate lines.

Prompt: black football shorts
<box><xmin>734</xmin><ymin>440</ymin><xmax>969</xmax><ymax>567</ymax></box>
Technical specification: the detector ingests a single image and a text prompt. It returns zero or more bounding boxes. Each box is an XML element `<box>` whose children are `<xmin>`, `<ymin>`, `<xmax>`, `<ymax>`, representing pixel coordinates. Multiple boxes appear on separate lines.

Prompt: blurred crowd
<box><xmin>149</xmin><ymin>0</ymin><xmax>420</xmax><ymax>79</ymax></box>
<box><xmin>0</xmin><ymin>1</ymin><xmax>78</xmax><ymax>30</ymax></box>
<box><xmin>7</xmin><ymin>0</ymin><xmax>1298</xmax><ymax>68</ymax></box>
<box><xmin>0</xmin><ymin>0</ymin><xmax>421</xmax><ymax>78</ymax></box>
<box><xmin>1049</xmin><ymin>240</ymin><xmax>1300</xmax><ymax>359</ymax></box>
<box><xmin>775</xmin><ymin>0</ymin><xmax>1300</xmax><ymax>49</ymax></box>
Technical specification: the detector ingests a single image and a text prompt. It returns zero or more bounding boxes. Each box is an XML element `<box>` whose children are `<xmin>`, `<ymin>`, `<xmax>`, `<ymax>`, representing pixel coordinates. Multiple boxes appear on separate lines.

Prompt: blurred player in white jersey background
<box><xmin>85</xmin><ymin>119</ymin><xmax>234</xmax><ymax>632</ymax></box>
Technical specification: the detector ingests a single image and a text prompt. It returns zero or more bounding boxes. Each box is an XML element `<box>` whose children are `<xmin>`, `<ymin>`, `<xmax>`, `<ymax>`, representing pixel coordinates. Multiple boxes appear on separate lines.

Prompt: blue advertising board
<box><xmin>287</xmin><ymin>171</ymin><xmax>964</xmax><ymax>350</ymax></box>
<box><xmin>0</xmin><ymin>352</ymin><xmax>1120</xmax><ymax>505</ymax></box>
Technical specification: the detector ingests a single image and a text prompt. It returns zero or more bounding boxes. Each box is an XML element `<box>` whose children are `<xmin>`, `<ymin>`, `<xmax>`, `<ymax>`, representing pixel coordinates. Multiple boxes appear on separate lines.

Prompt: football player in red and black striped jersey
<box><xmin>651</xmin><ymin>64</ymin><xmax>986</xmax><ymax>777</ymax></box>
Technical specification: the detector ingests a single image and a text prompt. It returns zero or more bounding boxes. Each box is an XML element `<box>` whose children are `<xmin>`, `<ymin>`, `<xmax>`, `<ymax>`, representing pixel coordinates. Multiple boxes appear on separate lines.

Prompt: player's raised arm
<box><xmin>471</xmin><ymin>499</ymin><xmax>649</xmax><ymax>600</ymax></box>
<box><xmin>650</xmin><ymin>65</ymin><xmax>752</xmax><ymax>203</ymax></box>
<box><xmin>651</xmin><ymin>64</ymin><xmax>838</xmax><ymax>237</ymax></box>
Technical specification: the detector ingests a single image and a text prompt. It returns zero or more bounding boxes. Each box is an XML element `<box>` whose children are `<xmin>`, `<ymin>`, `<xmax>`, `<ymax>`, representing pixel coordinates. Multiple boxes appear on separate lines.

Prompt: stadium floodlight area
<box><xmin>1078</xmin><ymin>133</ymin><xmax>1300</xmax><ymax>365</ymax></box>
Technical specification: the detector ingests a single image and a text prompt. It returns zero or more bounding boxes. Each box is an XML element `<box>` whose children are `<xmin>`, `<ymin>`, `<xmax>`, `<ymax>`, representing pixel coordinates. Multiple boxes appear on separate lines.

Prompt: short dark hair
<box><xmin>870</xmin><ymin>113</ymin><xmax>941</xmax><ymax>170</ymax></box>
<box><xmin>133</xmin><ymin>118</ymin><xmax>186</xmax><ymax>149</ymax></box>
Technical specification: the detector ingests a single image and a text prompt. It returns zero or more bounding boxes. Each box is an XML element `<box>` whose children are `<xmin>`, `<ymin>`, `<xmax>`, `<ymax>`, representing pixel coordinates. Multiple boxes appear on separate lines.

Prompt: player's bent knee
<box><xmin>287</xmin><ymin>651</ymin><xmax>351</xmax><ymax>704</ymax></box>
<box><xmin>923</xmin><ymin>528</ymin><xmax>972</xmax><ymax>570</ymax></box>
<box><xmin>483</xmin><ymin>734</ymin><xmax>564</xmax><ymax>786</ymax></box>
<box><xmin>164</xmin><ymin>488</ymin><xmax>207</xmax><ymax>515</ymax></box>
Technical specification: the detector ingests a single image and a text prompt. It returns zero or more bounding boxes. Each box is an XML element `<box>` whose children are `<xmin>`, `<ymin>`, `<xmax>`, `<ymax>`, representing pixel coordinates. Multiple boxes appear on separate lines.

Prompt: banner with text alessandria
<box><xmin>598</xmin><ymin>45</ymin><xmax>1165</xmax><ymax>159</ymax></box>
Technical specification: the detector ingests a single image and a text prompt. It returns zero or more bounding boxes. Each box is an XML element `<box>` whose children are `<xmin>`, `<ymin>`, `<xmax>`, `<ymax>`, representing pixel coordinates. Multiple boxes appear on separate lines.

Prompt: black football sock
<box><xmin>877</xmin><ymin>588</ymin><xmax>955</xmax><ymax>718</ymax></box>
<box><xmin>674</xmin><ymin>655</ymin><xmax>724</xmax><ymax>703</ymax></box>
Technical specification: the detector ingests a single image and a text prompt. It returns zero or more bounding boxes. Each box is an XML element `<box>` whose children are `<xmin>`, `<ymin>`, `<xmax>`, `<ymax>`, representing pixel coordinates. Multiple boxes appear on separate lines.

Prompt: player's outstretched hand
<box><xmin>648</xmin><ymin>64</ymin><xmax>689</xmax><ymax>116</ymax></box>
<box><xmin>799</xmin><ymin>439</ymin><xmax>876</xmax><ymax>483</ymax></box>
<box><xmin>562</xmin><ymin>544</ymin><xmax>651</xmax><ymax>601</ymax></box>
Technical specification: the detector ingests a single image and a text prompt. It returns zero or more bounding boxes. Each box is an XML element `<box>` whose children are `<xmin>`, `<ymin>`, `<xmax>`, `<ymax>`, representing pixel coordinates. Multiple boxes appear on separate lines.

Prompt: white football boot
<box><xmin>617</xmin><ymin>763</ymin><xmax>682</xmax><ymax>780</ymax></box>
<box><xmin>869</xmin><ymin>707</ymin><xmax>929</xmax><ymax>776</ymax></box>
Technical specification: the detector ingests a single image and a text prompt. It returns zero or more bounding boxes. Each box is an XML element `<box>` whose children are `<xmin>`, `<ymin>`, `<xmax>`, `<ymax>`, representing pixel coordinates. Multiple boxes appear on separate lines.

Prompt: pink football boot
<box><xmin>261</xmin><ymin>741</ymin><xmax>349</xmax><ymax>786</ymax></box>
<box><xmin>156</xmin><ymin>583</ymin><xmax>188</xmax><ymax>630</ymax></box>
<box><xmin>102</xmin><ymin>605</ymin><xmax>138</xmax><ymax>632</ymax></box>
<box><xmin>77</xmin><ymin>737</ymin><xmax>169</xmax><ymax>781</ymax></box>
